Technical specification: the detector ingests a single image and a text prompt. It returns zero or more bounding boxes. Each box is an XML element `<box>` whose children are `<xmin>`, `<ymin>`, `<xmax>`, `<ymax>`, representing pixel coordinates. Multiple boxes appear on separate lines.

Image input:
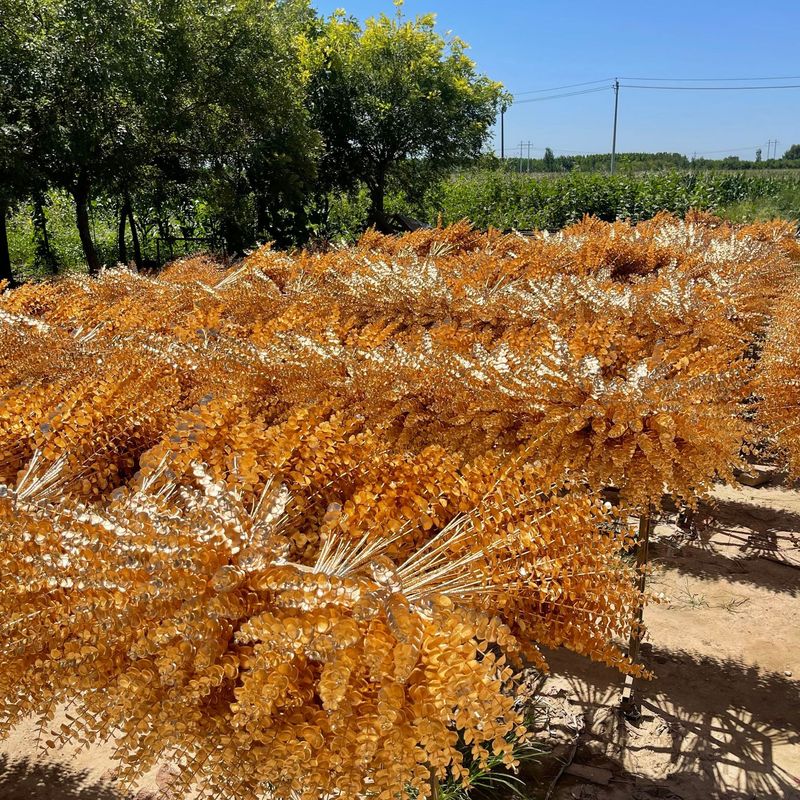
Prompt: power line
<box><xmin>692</xmin><ymin>145</ymin><xmax>768</xmax><ymax>156</ymax></box>
<box><xmin>514</xmin><ymin>85</ymin><xmax>611</xmax><ymax>104</ymax></box>
<box><xmin>513</xmin><ymin>78</ymin><xmax>613</xmax><ymax>96</ymax></box>
<box><xmin>692</xmin><ymin>145</ymin><xmax>764</xmax><ymax>155</ymax></box>
<box><xmin>512</xmin><ymin>75</ymin><xmax>800</xmax><ymax>97</ymax></box>
<box><xmin>502</xmin><ymin>75</ymin><xmax>796</xmax><ymax>162</ymax></box>
<box><xmin>504</xmin><ymin>145</ymin><xmax>596</xmax><ymax>156</ymax></box>
<box><xmin>620</xmin><ymin>74</ymin><xmax>800</xmax><ymax>82</ymax></box>
<box><xmin>532</xmin><ymin>145</ymin><xmax>594</xmax><ymax>155</ymax></box>
<box><xmin>546</xmin><ymin>146</ymin><xmax>593</xmax><ymax>155</ymax></box>
<box><xmin>620</xmin><ymin>83</ymin><xmax>800</xmax><ymax>90</ymax></box>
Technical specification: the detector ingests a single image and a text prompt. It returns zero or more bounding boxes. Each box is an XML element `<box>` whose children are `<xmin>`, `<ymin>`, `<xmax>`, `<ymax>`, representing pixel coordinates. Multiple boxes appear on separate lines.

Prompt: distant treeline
<box><xmin>492</xmin><ymin>147</ymin><xmax>800</xmax><ymax>174</ymax></box>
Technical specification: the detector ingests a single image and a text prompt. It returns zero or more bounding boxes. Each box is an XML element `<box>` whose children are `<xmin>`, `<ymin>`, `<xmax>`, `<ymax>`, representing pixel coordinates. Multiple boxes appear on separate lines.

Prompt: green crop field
<box><xmin>401</xmin><ymin>169</ymin><xmax>800</xmax><ymax>231</ymax></box>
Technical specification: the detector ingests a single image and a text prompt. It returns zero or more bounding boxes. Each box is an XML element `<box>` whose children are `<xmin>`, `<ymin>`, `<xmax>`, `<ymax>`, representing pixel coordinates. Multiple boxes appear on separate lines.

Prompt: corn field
<box><xmin>412</xmin><ymin>171</ymin><xmax>800</xmax><ymax>231</ymax></box>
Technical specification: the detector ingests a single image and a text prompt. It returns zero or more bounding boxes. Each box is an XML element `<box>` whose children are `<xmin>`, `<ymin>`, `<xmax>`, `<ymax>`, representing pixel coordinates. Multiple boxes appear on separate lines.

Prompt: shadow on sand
<box><xmin>0</xmin><ymin>755</ymin><xmax>133</xmax><ymax>800</ymax></box>
<box><xmin>538</xmin><ymin>644</ymin><xmax>800</xmax><ymax>800</ymax></box>
<box><xmin>651</xmin><ymin>492</ymin><xmax>800</xmax><ymax>597</ymax></box>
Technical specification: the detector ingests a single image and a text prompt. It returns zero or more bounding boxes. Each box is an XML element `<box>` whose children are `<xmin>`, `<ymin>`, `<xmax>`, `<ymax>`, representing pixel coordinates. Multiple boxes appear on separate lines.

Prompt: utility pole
<box><xmin>519</xmin><ymin>141</ymin><xmax>524</xmax><ymax>174</ymax></box>
<box><xmin>767</xmin><ymin>139</ymin><xmax>779</xmax><ymax>160</ymax></box>
<box><xmin>527</xmin><ymin>141</ymin><xmax>531</xmax><ymax>173</ymax></box>
<box><xmin>500</xmin><ymin>105</ymin><xmax>505</xmax><ymax>160</ymax></box>
<box><xmin>610</xmin><ymin>78</ymin><xmax>620</xmax><ymax>174</ymax></box>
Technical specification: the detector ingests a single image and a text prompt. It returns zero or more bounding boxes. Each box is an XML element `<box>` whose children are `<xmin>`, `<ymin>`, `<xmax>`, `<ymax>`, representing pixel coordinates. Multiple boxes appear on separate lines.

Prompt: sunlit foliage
<box><xmin>0</xmin><ymin>213</ymin><xmax>794</xmax><ymax>799</ymax></box>
<box><xmin>759</xmin><ymin>275</ymin><xmax>800</xmax><ymax>475</ymax></box>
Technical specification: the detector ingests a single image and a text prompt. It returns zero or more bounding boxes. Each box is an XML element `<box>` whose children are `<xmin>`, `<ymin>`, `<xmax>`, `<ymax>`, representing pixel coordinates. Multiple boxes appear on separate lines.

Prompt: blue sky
<box><xmin>313</xmin><ymin>0</ymin><xmax>800</xmax><ymax>159</ymax></box>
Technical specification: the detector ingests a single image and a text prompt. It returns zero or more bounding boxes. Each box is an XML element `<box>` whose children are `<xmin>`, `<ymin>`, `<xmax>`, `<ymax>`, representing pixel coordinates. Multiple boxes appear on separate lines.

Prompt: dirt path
<box><xmin>1</xmin><ymin>480</ymin><xmax>798</xmax><ymax>800</ymax></box>
<box><xmin>542</xmin><ymin>479</ymin><xmax>800</xmax><ymax>800</ymax></box>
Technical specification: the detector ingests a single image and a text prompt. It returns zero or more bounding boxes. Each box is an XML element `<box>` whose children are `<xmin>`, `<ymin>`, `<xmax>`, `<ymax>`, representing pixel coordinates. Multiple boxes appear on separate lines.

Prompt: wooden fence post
<box><xmin>620</xmin><ymin>505</ymin><xmax>652</xmax><ymax>720</ymax></box>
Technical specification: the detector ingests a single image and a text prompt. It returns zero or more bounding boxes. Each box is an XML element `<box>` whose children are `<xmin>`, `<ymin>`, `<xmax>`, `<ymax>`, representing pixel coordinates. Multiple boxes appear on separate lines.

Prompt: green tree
<box><xmin>0</xmin><ymin>0</ymin><xmax>45</xmax><ymax>285</ymax></box>
<box><xmin>543</xmin><ymin>147</ymin><xmax>556</xmax><ymax>171</ymax></box>
<box><xmin>308</xmin><ymin>4</ymin><xmax>505</xmax><ymax>230</ymax></box>
<box><xmin>784</xmin><ymin>144</ymin><xmax>800</xmax><ymax>161</ymax></box>
<box><xmin>25</xmin><ymin>0</ymin><xmax>156</xmax><ymax>274</ymax></box>
<box><xmin>169</xmin><ymin>0</ymin><xmax>320</xmax><ymax>253</ymax></box>
<box><xmin>10</xmin><ymin>0</ymin><xmax>320</xmax><ymax>274</ymax></box>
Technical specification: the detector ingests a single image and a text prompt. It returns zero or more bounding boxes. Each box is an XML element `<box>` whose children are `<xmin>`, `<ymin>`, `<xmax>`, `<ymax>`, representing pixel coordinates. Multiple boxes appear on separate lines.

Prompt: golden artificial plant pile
<box><xmin>0</xmin><ymin>214</ymin><xmax>795</xmax><ymax>799</ymax></box>
<box><xmin>759</xmin><ymin>274</ymin><xmax>800</xmax><ymax>474</ymax></box>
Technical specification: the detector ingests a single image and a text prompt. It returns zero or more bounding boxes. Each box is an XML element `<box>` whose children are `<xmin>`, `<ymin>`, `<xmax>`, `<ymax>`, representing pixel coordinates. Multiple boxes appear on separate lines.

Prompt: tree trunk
<box><xmin>125</xmin><ymin>196</ymin><xmax>142</xmax><ymax>271</ymax></box>
<box><xmin>255</xmin><ymin>193</ymin><xmax>269</xmax><ymax>240</ymax></box>
<box><xmin>367</xmin><ymin>172</ymin><xmax>391</xmax><ymax>233</ymax></box>
<box><xmin>118</xmin><ymin>202</ymin><xmax>128</xmax><ymax>265</ymax></box>
<box><xmin>222</xmin><ymin>217</ymin><xmax>246</xmax><ymax>258</ymax></box>
<box><xmin>0</xmin><ymin>201</ymin><xmax>14</xmax><ymax>287</ymax></box>
<box><xmin>156</xmin><ymin>206</ymin><xmax>169</xmax><ymax>240</ymax></box>
<box><xmin>155</xmin><ymin>205</ymin><xmax>170</xmax><ymax>265</ymax></box>
<box><xmin>128</xmin><ymin>213</ymin><xmax>142</xmax><ymax>270</ymax></box>
<box><xmin>73</xmin><ymin>180</ymin><xmax>101</xmax><ymax>276</ymax></box>
<box><xmin>32</xmin><ymin>194</ymin><xmax>58</xmax><ymax>274</ymax></box>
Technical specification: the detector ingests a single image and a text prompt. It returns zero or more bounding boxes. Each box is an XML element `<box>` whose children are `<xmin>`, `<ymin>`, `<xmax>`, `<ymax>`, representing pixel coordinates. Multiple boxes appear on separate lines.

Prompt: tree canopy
<box><xmin>307</xmin><ymin>5</ymin><xmax>505</xmax><ymax>229</ymax></box>
<box><xmin>0</xmin><ymin>0</ymin><xmax>504</xmax><ymax>277</ymax></box>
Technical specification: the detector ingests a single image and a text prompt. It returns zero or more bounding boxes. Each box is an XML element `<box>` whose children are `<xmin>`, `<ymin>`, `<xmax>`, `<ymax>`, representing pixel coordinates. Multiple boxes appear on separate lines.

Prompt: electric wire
<box><xmin>514</xmin><ymin>85</ymin><xmax>611</xmax><ymax>104</ymax></box>
<box><xmin>513</xmin><ymin>78</ymin><xmax>613</xmax><ymax>96</ymax></box>
<box><xmin>621</xmin><ymin>83</ymin><xmax>800</xmax><ymax>90</ymax></box>
<box><xmin>504</xmin><ymin>76</ymin><xmax>795</xmax><ymax>158</ymax></box>
<box><xmin>508</xmin><ymin>145</ymin><xmax>594</xmax><ymax>156</ymax></box>
<box><xmin>620</xmin><ymin>75</ymin><xmax>800</xmax><ymax>82</ymax></box>
<box><xmin>512</xmin><ymin>76</ymin><xmax>800</xmax><ymax>97</ymax></box>
<box><xmin>692</xmin><ymin>145</ymin><xmax>766</xmax><ymax>155</ymax></box>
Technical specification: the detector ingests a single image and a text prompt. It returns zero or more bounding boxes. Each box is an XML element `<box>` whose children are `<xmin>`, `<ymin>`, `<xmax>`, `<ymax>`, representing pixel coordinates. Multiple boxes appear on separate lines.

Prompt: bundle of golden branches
<box><xmin>0</xmin><ymin>213</ymin><xmax>795</xmax><ymax>799</ymax></box>
<box><xmin>759</xmin><ymin>275</ymin><xmax>800</xmax><ymax>474</ymax></box>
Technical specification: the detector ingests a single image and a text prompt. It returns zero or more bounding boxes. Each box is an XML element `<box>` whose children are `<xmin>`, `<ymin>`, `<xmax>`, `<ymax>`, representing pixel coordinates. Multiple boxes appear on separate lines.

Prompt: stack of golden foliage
<box><xmin>759</xmin><ymin>272</ymin><xmax>800</xmax><ymax>475</ymax></box>
<box><xmin>0</xmin><ymin>214</ymin><xmax>795</xmax><ymax>799</ymax></box>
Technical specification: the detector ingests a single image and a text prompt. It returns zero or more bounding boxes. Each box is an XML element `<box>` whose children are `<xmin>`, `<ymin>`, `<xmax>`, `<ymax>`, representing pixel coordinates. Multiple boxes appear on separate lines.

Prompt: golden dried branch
<box><xmin>0</xmin><ymin>212</ymin><xmax>794</xmax><ymax>798</ymax></box>
<box><xmin>759</xmin><ymin>275</ymin><xmax>800</xmax><ymax>475</ymax></box>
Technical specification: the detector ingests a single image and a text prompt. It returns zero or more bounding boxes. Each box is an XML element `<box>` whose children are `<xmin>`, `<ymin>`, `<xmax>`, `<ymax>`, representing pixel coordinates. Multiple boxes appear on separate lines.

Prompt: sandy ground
<box><xmin>1</xmin><ymin>478</ymin><xmax>798</xmax><ymax>800</ymax></box>
<box><xmin>537</xmin><ymin>478</ymin><xmax>800</xmax><ymax>800</ymax></box>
